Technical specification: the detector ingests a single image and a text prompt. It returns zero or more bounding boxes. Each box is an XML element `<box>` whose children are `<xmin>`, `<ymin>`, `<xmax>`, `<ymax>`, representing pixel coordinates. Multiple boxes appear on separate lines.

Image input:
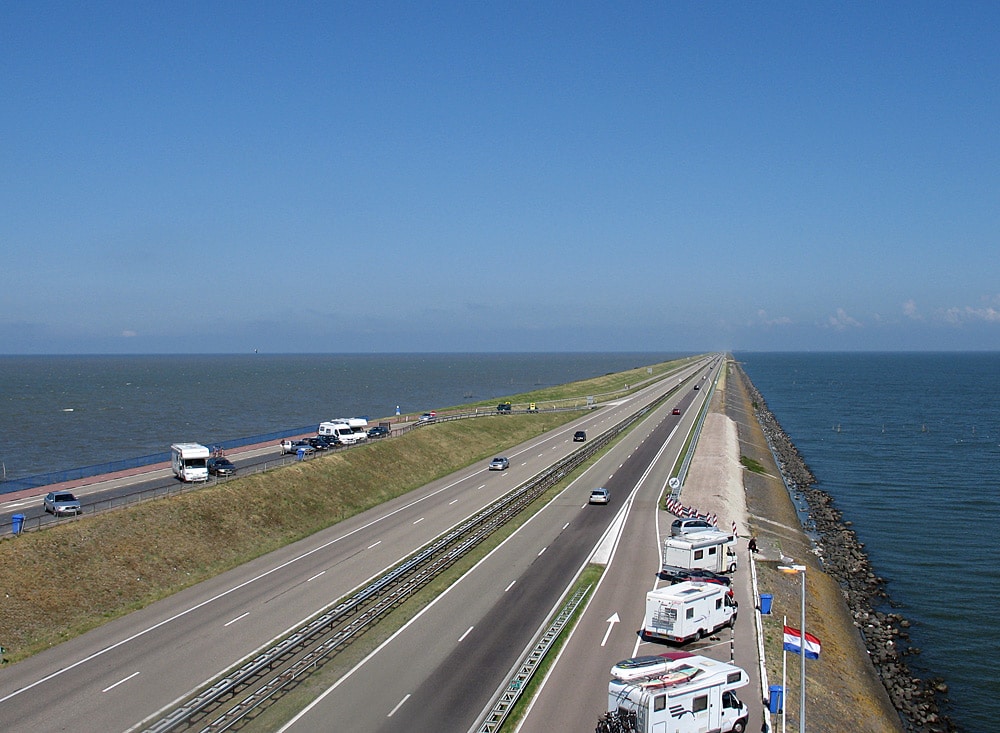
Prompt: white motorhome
<box><xmin>663</xmin><ymin>530</ymin><xmax>737</xmax><ymax>574</ymax></box>
<box><xmin>642</xmin><ymin>581</ymin><xmax>737</xmax><ymax>644</ymax></box>
<box><xmin>170</xmin><ymin>443</ymin><xmax>210</xmax><ymax>483</ymax></box>
<box><xmin>343</xmin><ymin>417</ymin><xmax>368</xmax><ymax>435</ymax></box>
<box><xmin>318</xmin><ymin>421</ymin><xmax>366</xmax><ymax>445</ymax></box>
<box><xmin>607</xmin><ymin>654</ymin><xmax>749</xmax><ymax>733</ymax></box>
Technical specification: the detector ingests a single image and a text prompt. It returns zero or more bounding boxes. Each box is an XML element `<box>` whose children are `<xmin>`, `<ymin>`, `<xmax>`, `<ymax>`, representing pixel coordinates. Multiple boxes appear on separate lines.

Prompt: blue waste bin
<box><xmin>768</xmin><ymin>684</ymin><xmax>784</xmax><ymax>714</ymax></box>
<box><xmin>11</xmin><ymin>513</ymin><xmax>26</xmax><ymax>535</ymax></box>
<box><xmin>296</xmin><ymin>447</ymin><xmax>306</xmax><ymax>460</ymax></box>
<box><xmin>760</xmin><ymin>593</ymin><xmax>773</xmax><ymax>614</ymax></box>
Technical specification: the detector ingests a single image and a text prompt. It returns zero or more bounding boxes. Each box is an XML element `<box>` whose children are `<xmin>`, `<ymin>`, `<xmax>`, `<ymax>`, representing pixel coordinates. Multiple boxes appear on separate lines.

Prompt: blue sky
<box><xmin>3</xmin><ymin>2</ymin><xmax>998</xmax><ymax>353</ymax></box>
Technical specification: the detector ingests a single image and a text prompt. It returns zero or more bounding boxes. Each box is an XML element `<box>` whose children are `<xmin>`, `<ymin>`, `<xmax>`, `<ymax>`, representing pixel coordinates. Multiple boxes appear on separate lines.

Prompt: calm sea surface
<box><xmin>0</xmin><ymin>352</ymin><xmax>681</xmax><ymax>480</ymax></box>
<box><xmin>739</xmin><ymin>352</ymin><xmax>1000</xmax><ymax>733</ymax></box>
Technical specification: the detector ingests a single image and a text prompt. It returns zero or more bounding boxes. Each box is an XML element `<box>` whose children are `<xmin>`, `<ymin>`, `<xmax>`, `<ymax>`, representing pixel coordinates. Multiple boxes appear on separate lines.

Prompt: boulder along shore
<box><xmin>733</xmin><ymin>361</ymin><xmax>957</xmax><ymax>733</ymax></box>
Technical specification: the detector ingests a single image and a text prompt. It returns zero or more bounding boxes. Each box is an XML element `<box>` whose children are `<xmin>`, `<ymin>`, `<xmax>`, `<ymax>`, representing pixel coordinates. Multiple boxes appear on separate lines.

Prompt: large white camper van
<box><xmin>607</xmin><ymin>654</ymin><xmax>749</xmax><ymax>733</ymax></box>
<box><xmin>662</xmin><ymin>530</ymin><xmax>737</xmax><ymax>574</ymax></box>
<box><xmin>642</xmin><ymin>581</ymin><xmax>737</xmax><ymax>644</ymax></box>
<box><xmin>170</xmin><ymin>443</ymin><xmax>210</xmax><ymax>483</ymax></box>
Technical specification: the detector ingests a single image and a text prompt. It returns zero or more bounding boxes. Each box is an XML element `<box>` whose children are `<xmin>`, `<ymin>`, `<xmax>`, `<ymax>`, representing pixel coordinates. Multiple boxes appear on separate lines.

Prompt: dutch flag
<box><xmin>783</xmin><ymin>625</ymin><xmax>821</xmax><ymax>659</ymax></box>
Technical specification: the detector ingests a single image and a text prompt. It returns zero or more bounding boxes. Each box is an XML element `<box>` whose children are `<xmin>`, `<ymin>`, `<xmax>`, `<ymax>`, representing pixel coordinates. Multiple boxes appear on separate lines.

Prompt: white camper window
<box><xmin>708</xmin><ymin>547</ymin><xmax>717</xmax><ymax>556</ymax></box>
<box><xmin>686</xmin><ymin>607</ymin><xmax>694</xmax><ymax>620</ymax></box>
<box><xmin>654</xmin><ymin>694</ymin><xmax>666</xmax><ymax>712</ymax></box>
<box><xmin>694</xmin><ymin>550</ymin><xmax>704</xmax><ymax>560</ymax></box>
<box><xmin>716</xmin><ymin>598</ymin><xmax>722</xmax><ymax>610</ymax></box>
<box><xmin>693</xmin><ymin>695</ymin><xmax>708</xmax><ymax>713</ymax></box>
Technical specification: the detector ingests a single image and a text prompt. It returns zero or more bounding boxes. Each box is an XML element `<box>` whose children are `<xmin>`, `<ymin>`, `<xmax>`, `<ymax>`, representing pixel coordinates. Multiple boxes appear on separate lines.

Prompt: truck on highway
<box><xmin>170</xmin><ymin>443</ymin><xmax>210</xmax><ymax>483</ymax></box>
<box><xmin>662</xmin><ymin>529</ymin><xmax>737</xmax><ymax>574</ymax></box>
<box><xmin>606</xmin><ymin>653</ymin><xmax>750</xmax><ymax>733</ymax></box>
<box><xmin>642</xmin><ymin>581</ymin><xmax>737</xmax><ymax>644</ymax></box>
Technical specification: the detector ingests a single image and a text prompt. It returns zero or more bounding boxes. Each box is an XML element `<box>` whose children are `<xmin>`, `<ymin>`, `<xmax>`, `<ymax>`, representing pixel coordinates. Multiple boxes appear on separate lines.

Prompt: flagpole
<box><xmin>782</xmin><ymin>614</ymin><xmax>787</xmax><ymax>733</ymax></box>
<box><xmin>779</xmin><ymin>564</ymin><xmax>808</xmax><ymax>733</ymax></box>
<box><xmin>799</xmin><ymin>568</ymin><xmax>806</xmax><ymax>733</ymax></box>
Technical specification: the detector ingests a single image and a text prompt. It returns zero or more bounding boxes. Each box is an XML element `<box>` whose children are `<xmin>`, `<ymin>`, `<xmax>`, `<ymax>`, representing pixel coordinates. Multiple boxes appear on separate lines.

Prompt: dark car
<box><xmin>367</xmin><ymin>425</ymin><xmax>391</xmax><ymax>439</ymax></box>
<box><xmin>307</xmin><ymin>436</ymin><xmax>332</xmax><ymax>451</ymax></box>
<box><xmin>672</xmin><ymin>408</ymin><xmax>681</xmax><ymax>415</ymax></box>
<box><xmin>573</xmin><ymin>430</ymin><xmax>586</xmax><ymax>442</ymax></box>
<box><xmin>659</xmin><ymin>566</ymin><xmax>732</xmax><ymax>586</ymax></box>
<box><xmin>43</xmin><ymin>491</ymin><xmax>82</xmax><ymax>516</ymax></box>
<box><xmin>497</xmin><ymin>402</ymin><xmax>512</xmax><ymax>413</ymax></box>
<box><xmin>207</xmin><ymin>457</ymin><xmax>237</xmax><ymax>477</ymax></box>
<box><xmin>694</xmin><ymin>384</ymin><xmax>700</xmax><ymax>390</ymax></box>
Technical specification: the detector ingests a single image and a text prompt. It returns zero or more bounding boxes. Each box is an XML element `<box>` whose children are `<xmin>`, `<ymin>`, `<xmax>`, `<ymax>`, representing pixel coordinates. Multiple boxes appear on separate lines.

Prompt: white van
<box><xmin>318</xmin><ymin>421</ymin><xmax>366</xmax><ymax>445</ymax></box>
<box><xmin>170</xmin><ymin>443</ymin><xmax>210</xmax><ymax>483</ymax></box>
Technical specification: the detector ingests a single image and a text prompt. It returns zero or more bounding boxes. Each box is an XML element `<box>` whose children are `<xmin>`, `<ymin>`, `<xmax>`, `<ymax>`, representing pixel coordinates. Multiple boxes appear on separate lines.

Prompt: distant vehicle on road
<box><xmin>672</xmin><ymin>408</ymin><xmax>681</xmax><ymax>415</ymax></box>
<box><xmin>43</xmin><ymin>491</ymin><xmax>82</xmax><ymax>516</ymax></box>
<box><xmin>589</xmin><ymin>487</ymin><xmax>610</xmax><ymax>505</ymax></box>
<box><xmin>419</xmin><ymin>412</ymin><xmax>436</xmax><ymax>422</ymax></box>
<box><xmin>497</xmin><ymin>402</ymin><xmax>511</xmax><ymax>413</ymax></box>
<box><xmin>573</xmin><ymin>430</ymin><xmax>587</xmax><ymax>442</ymax></box>
<box><xmin>280</xmin><ymin>439</ymin><xmax>316</xmax><ymax>456</ymax></box>
<box><xmin>489</xmin><ymin>456</ymin><xmax>510</xmax><ymax>471</ymax></box>
<box><xmin>207</xmin><ymin>457</ymin><xmax>237</xmax><ymax>476</ymax></box>
<box><xmin>170</xmin><ymin>443</ymin><xmax>210</xmax><ymax>483</ymax></box>
<box><xmin>367</xmin><ymin>425</ymin><xmax>391</xmax><ymax>439</ymax></box>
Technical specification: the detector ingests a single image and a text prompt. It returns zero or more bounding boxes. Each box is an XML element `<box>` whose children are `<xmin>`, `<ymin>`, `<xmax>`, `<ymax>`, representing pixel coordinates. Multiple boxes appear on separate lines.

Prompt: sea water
<box><xmin>739</xmin><ymin>352</ymin><xmax>1000</xmax><ymax>732</ymax></box>
<box><xmin>0</xmin><ymin>352</ymin><xmax>679</xmax><ymax>481</ymax></box>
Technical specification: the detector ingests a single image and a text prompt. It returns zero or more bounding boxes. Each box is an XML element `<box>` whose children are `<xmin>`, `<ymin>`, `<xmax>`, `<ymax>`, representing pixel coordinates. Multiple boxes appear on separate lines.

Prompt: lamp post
<box><xmin>779</xmin><ymin>564</ymin><xmax>807</xmax><ymax>733</ymax></box>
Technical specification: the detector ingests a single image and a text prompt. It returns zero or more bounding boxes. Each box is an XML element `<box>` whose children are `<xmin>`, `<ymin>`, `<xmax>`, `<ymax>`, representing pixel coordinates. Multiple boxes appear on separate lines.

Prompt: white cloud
<box><xmin>940</xmin><ymin>294</ymin><xmax>1000</xmax><ymax>324</ymax></box>
<box><xmin>752</xmin><ymin>309</ymin><xmax>793</xmax><ymax>327</ymax></box>
<box><xmin>902</xmin><ymin>299</ymin><xmax>921</xmax><ymax>320</ymax></box>
<box><xmin>826</xmin><ymin>308</ymin><xmax>862</xmax><ymax>330</ymax></box>
<box><xmin>943</xmin><ymin>305</ymin><xmax>1000</xmax><ymax>324</ymax></box>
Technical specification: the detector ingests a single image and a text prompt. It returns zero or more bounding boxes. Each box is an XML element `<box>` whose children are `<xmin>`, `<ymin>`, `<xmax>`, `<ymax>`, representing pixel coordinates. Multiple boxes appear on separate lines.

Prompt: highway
<box><xmin>275</xmin><ymin>365</ymin><xmax>727</xmax><ymax>733</ymax></box>
<box><xmin>516</xmin><ymin>363</ymin><xmax>764</xmax><ymax>733</ymax></box>
<box><xmin>0</xmin><ymin>359</ymin><xmax>716</xmax><ymax>732</ymax></box>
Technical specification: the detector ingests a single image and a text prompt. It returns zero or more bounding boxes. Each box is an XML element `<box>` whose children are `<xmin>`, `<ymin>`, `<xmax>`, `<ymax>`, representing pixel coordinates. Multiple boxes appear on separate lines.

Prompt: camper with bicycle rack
<box><xmin>604</xmin><ymin>653</ymin><xmax>749</xmax><ymax>733</ymax></box>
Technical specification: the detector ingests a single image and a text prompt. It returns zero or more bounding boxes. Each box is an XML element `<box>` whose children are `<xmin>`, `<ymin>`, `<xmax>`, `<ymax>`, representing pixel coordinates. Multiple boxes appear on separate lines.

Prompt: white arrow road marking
<box><xmin>602</xmin><ymin>613</ymin><xmax>620</xmax><ymax>647</ymax></box>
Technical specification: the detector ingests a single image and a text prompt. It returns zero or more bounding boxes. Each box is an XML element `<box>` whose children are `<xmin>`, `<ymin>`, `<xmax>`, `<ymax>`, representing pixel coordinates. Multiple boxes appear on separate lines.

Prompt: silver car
<box><xmin>670</xmin><ymin>517</ymin><xmax>714</xmax><ymax>536</ymax></box>
<box><xmin>589</xmin><ymin>488</ymin><xmax>610</xmax><ymax>504</ymax></box>
<box><xmin>489</xmin><ymin>457</ymin><xmax>510</xmax><ymax>471</ymax></box>
<box><xmin>43</xmin><ymin>491</ymin><xmax>82</xmax><ymax>516</ymax></box>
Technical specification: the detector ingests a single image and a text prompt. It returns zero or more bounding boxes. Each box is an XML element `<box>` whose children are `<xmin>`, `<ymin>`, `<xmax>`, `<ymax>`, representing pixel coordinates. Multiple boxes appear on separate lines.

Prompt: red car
<box><xmin>672</xmin><ymin>408</ymin><xmax>681</xmax><ymax>415</ymax></box>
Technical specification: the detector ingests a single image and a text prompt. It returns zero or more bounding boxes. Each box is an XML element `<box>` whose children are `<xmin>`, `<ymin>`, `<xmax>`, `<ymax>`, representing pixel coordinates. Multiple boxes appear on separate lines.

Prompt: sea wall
<box><xmin>735</xmin><ymin>363</ymin><xmax>956</xmax><ymax>733</ymax></box>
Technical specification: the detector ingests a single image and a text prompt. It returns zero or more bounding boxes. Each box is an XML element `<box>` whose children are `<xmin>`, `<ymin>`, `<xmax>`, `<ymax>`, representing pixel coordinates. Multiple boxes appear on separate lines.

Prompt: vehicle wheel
<box><xmin>728</xmin><ymin>563</ymin><xmax>737</xmax><ymax>573</ymax></box>
<box><xmin>731</xmin><ymin>716</ymin><xmax>747</xmax><ymax>733</ymax></box>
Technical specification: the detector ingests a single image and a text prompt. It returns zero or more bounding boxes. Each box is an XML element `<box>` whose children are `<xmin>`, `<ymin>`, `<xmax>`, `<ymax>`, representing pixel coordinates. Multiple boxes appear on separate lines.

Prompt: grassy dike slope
<box><xmin>0</xmin><ymin>358</ymin><xmax>689</xmax><ymax>663</ymax></box>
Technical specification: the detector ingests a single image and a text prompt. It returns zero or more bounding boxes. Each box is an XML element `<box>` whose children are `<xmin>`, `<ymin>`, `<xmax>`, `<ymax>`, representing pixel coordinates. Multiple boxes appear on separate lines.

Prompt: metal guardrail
<box><xmin>142</xmin><ymin>386</ymin><xmax>671</xmax><ymax>732</ymax></box>
<box><xmin>477</xmin><ymin>584</ymin><xmax>592</xmax><ymax>733</ymax></box>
